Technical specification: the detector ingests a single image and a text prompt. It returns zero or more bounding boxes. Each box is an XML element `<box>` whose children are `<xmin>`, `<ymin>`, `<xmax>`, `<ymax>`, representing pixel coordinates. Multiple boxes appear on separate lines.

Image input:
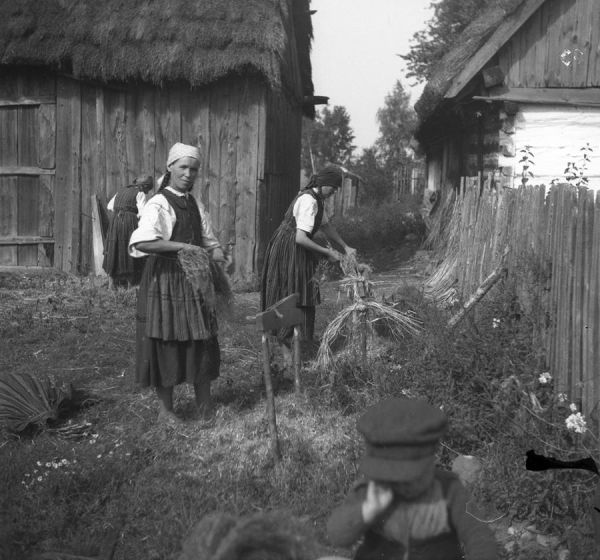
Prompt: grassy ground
<box><xmin>0</xmin><ymin>237</ymin><xmax>598</xmax><ymax>559</ymax></box>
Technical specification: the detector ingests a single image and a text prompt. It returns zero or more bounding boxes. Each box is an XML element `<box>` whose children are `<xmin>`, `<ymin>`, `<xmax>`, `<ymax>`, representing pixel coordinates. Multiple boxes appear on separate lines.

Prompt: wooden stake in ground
<box><xmin>253</xmin><ymin>294</ymin><xmax>304</xmax><ymax>463</ymax></box>
<box><xmin>447</xmin><ymin>252</ymin><xmax>508</xmax><ymax>329</ymax></box>
<box><xmin>261</xmin><ymin>334</ymin><xmax>281</xmax><ymax>462</ymax></box>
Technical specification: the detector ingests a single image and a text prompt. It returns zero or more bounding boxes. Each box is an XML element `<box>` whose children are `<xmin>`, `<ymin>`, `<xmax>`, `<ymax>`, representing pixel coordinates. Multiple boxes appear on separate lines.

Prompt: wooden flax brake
<box><xmin>252</xmin><ymin>293</ymin><xmax>303</xmax><ymax>462</ymax></box>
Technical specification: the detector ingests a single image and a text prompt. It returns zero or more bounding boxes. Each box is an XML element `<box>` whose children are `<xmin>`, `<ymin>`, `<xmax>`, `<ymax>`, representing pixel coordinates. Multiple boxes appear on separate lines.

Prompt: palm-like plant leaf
<box><xmin>0</xmin><ymin>372</ymin><xmax>72</xmax><ymax>432</ymax></box>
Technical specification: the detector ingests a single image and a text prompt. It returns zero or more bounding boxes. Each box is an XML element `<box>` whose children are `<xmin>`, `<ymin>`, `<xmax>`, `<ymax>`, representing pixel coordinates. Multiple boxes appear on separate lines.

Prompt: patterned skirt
<box><xmin>260</xmin><ymin>223</ymin><xmax>320</xmax><ymax>310</ymax></box>
<box><xmin>135</xmin><ymin>254</ymin><xmax>220</xmax><ymax>388</ymax></box>
<box><xmin>103</xmin><ymin>211</ymin><xmax>145</xmax><ymax>284</ymax></box>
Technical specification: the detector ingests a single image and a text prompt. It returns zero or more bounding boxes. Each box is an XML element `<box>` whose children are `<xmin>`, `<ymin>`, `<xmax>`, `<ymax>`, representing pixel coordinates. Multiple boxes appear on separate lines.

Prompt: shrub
<box><xmin>330</xmin><ymin>197</ymin><xmax>425</xmax><ymax>254</ymax></box>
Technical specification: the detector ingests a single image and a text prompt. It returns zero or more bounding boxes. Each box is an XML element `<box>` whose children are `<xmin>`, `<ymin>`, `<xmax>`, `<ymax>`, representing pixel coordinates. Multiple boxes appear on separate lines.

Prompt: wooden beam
<box><xmin>0</xmin><ymin>96</ymin><xmax>55</xmax><ymax>107</ymax></box>
<box><xmin>473</xmin><ymin>87</ymin><xmax>600</xmax><ymax>107</ymax></box>
<box><xmin>0</xmin><ymin>236</ymin><xmax>54</xmax><ymax>245</ymax></box>
<box><xmin>0</xmin><ymin>166</ymin><xmax>55</xmax><ymax>176</ymax></box>
<box><xmin>445</xmin><ymin>0</ymin><xmax>547</xmax><ymax>99</ymax></box>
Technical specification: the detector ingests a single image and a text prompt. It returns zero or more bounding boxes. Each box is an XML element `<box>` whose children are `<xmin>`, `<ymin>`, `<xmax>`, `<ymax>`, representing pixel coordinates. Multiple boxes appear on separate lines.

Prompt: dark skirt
<box><xmin>103</xmin><ymin>211</ymin><xmax>145</xmax><ymax>285</ymax></box>
<box><xmin>260</xmin><ymin>223</ymin><xmax>320</xmax><ymax>310</ymax></box>
<box><xmin>136</xmin><ymin>254</ymin><xmax>220</xmax><ymax>388</ymax></box>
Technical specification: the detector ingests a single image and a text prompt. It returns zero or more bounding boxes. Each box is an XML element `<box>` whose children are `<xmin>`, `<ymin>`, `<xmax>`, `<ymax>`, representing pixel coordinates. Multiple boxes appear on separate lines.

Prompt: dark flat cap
<box><xmin>357</xmin><ymin>398</ymin><xmax>447</xmax><ymax>482</ymax></box>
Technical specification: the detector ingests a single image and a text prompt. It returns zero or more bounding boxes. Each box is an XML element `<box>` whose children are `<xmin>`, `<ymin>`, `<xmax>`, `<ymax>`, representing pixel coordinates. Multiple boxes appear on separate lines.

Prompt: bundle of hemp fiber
<box><xmin>178</xmin><ymin>245</ymin><xmax>234</xmax><ymax>313</ymax></box>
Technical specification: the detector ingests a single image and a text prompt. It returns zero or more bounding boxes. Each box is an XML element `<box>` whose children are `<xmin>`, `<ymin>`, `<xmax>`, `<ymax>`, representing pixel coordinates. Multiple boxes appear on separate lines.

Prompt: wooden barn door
<box><xmin>0</xmin><ymin>69</ymin><xmax>55</xmax><ymax>267</ymax></box>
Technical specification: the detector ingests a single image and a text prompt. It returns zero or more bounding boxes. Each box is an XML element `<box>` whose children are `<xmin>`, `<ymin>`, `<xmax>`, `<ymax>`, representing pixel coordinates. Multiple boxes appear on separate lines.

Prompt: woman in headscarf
<box><xmin>129</xmin><ymin>143</ymin><xmax>226</xmax><ymax>425</ymax></box>
<box><xmin>103</xmin><ymin>175</ymin><xmax>154</xmax><ymax>287</ymax></box>
<box><xmin>260</xmin><ymin>165</ymin><xmax>356</xmax><ymax>342</ymax></box>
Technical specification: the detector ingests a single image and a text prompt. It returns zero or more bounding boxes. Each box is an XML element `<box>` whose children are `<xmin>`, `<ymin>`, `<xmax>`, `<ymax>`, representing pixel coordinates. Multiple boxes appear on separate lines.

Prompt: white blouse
<box><xmin>107</xmin><ymin>190</ymin><xmax>148</xmax><ymax>217</ymax></box>
<box><xmin>128</xmin><ymin>187</ymin><xmax>220</xmax><ymax>258</ymax></box>
<box><xmin>293</xmin><ymin>189</ymin><xmax>329</xmax><ymax>233</ymax></box>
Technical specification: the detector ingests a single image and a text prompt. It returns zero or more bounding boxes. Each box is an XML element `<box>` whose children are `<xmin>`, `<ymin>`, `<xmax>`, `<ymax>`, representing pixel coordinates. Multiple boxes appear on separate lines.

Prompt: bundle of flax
<box><xmin>178</xmin><ymin>245</ymin><xmax>216</xmax><ymax>310</ymax></box>
<box><xmin>316</xmin><ymin>252</ymin><xmax>420</xmax><ymax>375</ymax></box>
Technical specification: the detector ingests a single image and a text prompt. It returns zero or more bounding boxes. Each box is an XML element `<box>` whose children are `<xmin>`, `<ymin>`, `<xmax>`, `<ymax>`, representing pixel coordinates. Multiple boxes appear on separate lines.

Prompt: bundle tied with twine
<box><xmin>316</xmin><ymin>251</ymin><xmax>421</xmax><ymax>375</ymax></box>
<box><xmin>178</xmin><ymin>245</ymin><xmax>234</xmax><ymax>314</ymax></box>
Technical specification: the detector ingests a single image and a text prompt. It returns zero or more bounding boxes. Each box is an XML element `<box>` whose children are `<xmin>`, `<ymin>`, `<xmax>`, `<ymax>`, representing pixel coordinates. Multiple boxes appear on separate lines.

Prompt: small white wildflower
<box><xmin>565</xmin><ymin>412</ymin><xmax>587</xmax><ymax>433</ymax></box>
<box><xmin>538</xmin><ymin>372</ymin><xmax>552</xmax><ymax>384</ymax></box>
<box><xmin>36</xmin><ymin>461</ymin><xmax>42</xmax><ymax>467</ymax></box>
<box><xmin>61</xmin><ymin>459</ymin><xmax>68</xmax><ymax>465</ymax></box>
<box><xmin>37</xmin><ymin>476</ymin><xmax>43</xmax><ymax>482</ymax></box>
<box><xmin>97</xmin><ymin>454</ymin><xmax>102</xmax><ymax>459</ymax></box>
<box><xmin>557</xmin><ymin>393</ymin><xmax>567</xmax><ymax>403</ymax></box>
<box><xmin>492</xmin><ymin>318</ymin><xmax>501</xmax><ymax>329</ymax></box>
<box><xmin>45</xmin><ymin>462</ymin><xmax>52</xmax><ymax>468</ymax></box>
<box><xmin>569</xmin><ymin>403</ymin><xmax>578</xmax><ymax>412</ymax></box>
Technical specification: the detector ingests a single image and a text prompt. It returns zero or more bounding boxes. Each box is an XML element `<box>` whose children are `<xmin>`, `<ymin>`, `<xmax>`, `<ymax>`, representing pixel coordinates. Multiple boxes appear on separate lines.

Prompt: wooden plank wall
<box><xmin>497</xmin><ymin>0</ymin><xmax>600</xmax><ymax>88</ymax></box>
<box><xmin>257</xmin><ymin>88</ymin><xmax>302</xmax><ymax>279</ymax></box>
<box><xmin>428</xmin><ymin>181</ymin><xmax>600</xmax><ymax>421</ymax></box>
<box><xmin>0</xmin><ymin>70</ymin><xmax>19</xmax><ymax>265</ymax></box>
<box><xmin>0</xmin><ymin>67</ymin><xmax>56</xmax><ymax>267</ymax></box>
<box><xmin>0</xmin><ymin>70</ymin><xmax>278</xmax><ymax>282</ymax></box>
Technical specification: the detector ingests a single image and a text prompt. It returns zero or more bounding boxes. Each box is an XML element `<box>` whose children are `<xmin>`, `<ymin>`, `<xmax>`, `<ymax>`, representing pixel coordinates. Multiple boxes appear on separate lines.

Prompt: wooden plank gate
<box><xmin>0</xmin><ymin>71</ymin><xmax>56</xmax><ymax>267</ymax></box>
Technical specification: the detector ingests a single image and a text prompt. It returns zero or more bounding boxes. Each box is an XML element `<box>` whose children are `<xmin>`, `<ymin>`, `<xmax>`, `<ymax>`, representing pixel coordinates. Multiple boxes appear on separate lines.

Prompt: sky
<box><xmin>310</xmin><ymin>0</ymin><xmax>435</xmax><ymax>151</ymax></box>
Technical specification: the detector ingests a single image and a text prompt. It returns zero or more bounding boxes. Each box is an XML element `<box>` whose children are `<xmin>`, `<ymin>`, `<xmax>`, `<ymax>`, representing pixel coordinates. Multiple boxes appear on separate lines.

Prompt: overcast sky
<box><xmin>310</xmin><ymin>0</ymin><xmax>434</xmax><ymax>151</ymax></box>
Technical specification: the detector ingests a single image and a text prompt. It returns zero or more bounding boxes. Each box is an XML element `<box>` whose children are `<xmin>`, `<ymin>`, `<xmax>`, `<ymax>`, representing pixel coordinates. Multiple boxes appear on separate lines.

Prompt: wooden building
<box><xmin>0</xmin><ymin>0</ymin><xmax>315</xmax><ymax>285</ymax></box>
<box><xmin>415</xmin><ymin>0</ymin><xmax>600</xmax><ymax>192</ymax></box>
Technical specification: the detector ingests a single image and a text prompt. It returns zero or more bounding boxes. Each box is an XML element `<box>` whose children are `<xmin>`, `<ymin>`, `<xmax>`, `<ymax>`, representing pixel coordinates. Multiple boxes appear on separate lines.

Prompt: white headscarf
<box><xmin>167</xmin><ymin>142</ymin><xmax>201</xmax><ymax>167</ymax></box>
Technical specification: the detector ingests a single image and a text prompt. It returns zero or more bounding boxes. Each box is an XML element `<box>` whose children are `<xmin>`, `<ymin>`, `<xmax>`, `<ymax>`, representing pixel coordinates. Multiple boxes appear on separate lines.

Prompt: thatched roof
<box><xmin>0</xmin><ymin>0</ymin><xmax>313</xmax><ymax>96</ymax></box>
<box><xmin>415</xmin><ymin>0</ymin><xmax>540</xmax><ymax>125</ymax></box>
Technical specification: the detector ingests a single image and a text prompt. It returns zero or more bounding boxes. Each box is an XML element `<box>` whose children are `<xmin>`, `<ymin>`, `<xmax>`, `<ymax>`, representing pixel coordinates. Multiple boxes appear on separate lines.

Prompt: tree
<box><xmin>400</xmin><ymin>0</ymin><xmax>492</xmax><ymax>83</ymax></box>
<box><xmin>353</xmin><ymin>147</ymin><xmax>391</xmax><ymax>206</ymax></box>
<box><xmin>375</xmin><ymin>80</ymin><xmax>418</xmax><ymax>170</ymax></box>
<box><xmin>354</xmin><ymin>81</ymin><xmax>420</xmax><ymax>205</ymax></box>
<box><xmin>301</xmin><ymin>105</ymin><xmax>355</xmax><ymax>176</ymax></box>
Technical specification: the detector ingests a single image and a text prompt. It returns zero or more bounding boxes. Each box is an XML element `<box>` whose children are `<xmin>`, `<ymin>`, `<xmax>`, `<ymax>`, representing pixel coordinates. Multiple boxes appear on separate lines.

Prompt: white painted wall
<box><xmin>504</xmin><ymin>105</ymin><xmax>600</xmax><ymax>190</ymax></box>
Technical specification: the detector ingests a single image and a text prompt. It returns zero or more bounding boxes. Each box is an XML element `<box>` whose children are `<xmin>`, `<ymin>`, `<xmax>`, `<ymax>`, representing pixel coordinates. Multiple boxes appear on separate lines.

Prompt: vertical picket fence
<box><xmin>425</xmin><ymin>181</ymin><xmax>600</xmax><ymax>420</ymax></box>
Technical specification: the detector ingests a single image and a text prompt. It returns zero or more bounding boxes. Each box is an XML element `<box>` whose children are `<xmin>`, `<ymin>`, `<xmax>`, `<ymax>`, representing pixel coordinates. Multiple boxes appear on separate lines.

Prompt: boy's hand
<box><xmin>361</xmin><ymin>481</ymin><xmax>393</xmax><ymax>524</ymax></box>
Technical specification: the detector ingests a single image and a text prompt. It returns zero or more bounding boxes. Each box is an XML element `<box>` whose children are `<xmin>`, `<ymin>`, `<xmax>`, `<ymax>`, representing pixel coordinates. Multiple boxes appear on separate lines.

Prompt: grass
<box><xmin>0</xmin><ymin>250</ymin><xmax>598</xmax><ymax>559</ymax></box>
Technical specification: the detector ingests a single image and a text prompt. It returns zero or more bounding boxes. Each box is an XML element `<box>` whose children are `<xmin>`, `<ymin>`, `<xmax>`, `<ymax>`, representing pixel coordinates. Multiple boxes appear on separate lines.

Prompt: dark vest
<box><xmin>284</xmin><ymin>189</ymin><xmax>325</xmax><ymax>238</ymax></box>
<box><xmin>159</xmin><ymin>189</ymin><xmax>204</xmax><ymax>245</ymax></box>
<box><xmin>113</xmin><ymin>187</ymin><xmax>139</xmax><ymax>214</ymax></box>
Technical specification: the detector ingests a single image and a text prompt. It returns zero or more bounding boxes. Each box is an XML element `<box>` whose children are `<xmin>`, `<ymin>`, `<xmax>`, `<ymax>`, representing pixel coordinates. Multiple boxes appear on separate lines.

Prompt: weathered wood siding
<box><xmin>0</xmin><ymin>68</ymin><xmax>280</xmax><ymax>283</ymax></box>
<box><xmin>257</xmin><ymin>89</ymin><xmax>303</xmax><ymax>277</ymax></box>
<box><xmin>496</xmin><ymin>0</ymin><xmax>600</xmax><ymax>88</ymax></box>
<box><xmin>0</xmin><ymin>67</ymin><xmax>56</xmax><ymax>267</ymax></box>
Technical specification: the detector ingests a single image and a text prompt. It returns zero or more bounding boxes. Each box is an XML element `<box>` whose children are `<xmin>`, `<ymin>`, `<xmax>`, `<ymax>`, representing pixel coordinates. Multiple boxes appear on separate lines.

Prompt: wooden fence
<box><xmin>425</xmin><ymin>180</ymin><xmax>600</xmax><ymax>419</ymax></box>
<box><xmin>394</xmin><ymin>162</ymin><xmax>426</xmax><ymax>200</ymax></box>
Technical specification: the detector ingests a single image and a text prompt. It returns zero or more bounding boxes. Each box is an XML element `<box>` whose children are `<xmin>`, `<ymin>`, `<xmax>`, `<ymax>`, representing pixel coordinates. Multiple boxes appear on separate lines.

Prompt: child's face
<box><xmin>375</xmin><ymin>469</ymin><xmax>434</xmax><ymax>501</ymax></box>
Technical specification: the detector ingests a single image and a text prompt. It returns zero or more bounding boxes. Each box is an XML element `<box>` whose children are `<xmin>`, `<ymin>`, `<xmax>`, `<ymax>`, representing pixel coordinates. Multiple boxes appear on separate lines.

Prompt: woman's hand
<box><xmin>327</xmin><ymin>248</ymin><xmax>343</xmax><ymax>263</ymax></box>
<box><xmin>361</xmin><ymin>481</ymin><xmax>393</xmax><ymax>524</ymax></box>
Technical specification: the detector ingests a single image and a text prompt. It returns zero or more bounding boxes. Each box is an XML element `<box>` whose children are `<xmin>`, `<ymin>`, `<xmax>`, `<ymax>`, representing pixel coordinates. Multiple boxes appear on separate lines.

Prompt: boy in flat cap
<box><xmin>327</xmin><ymin>398</ymin><xmax>498</xmax><ymax>560</ymax></box>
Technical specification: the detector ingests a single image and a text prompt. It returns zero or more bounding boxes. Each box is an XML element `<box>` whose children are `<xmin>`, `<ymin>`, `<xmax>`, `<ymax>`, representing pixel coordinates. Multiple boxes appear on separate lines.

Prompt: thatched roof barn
<box><xmin>0</xmin><ymin>0</ymin><xmax>315</xmax><ymax>284</ymax></box>
<box><xmin>415</xmin><ymin>0</ymin><xmax>600</xmax><ymax>191</ymax></box>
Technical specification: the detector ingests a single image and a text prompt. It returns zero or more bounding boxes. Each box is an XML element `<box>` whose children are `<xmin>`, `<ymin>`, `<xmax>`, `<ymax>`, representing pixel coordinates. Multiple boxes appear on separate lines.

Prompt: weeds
<box><xmin>1</xmin><ymin>264</ymin><xmax>597</xmax><ymax>559</ymax></box>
